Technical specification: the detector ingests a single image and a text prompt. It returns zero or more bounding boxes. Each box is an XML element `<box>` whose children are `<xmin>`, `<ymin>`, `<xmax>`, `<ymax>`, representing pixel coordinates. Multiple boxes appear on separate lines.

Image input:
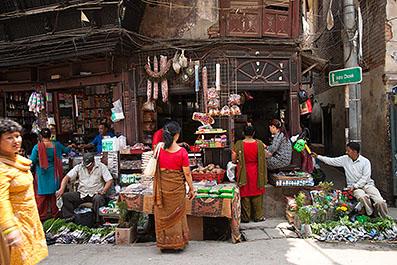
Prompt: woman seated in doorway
<box><xmin>265</xmin><ymin>119</ymin><xmax>292</xmax><ymax>170</ymax></box>
<box><xmin>232</xmin><ymin>124</ymin><xmax>267</xmax><ymax>223</ymax></box>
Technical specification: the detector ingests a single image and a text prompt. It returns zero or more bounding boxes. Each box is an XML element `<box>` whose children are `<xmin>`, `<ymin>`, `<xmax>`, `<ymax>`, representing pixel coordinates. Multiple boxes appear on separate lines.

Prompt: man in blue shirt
<box><xmin>81</xmin><ymin>123</ymin><xmax>115</xmax><ymax>153</ymax></box>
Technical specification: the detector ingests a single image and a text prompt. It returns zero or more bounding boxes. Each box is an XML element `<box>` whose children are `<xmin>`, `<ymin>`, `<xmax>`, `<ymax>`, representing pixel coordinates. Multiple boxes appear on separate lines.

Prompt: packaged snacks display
<box><xmin>220</xmin><ymin>105</ymin><xmax>231</xmax><ymax>116</ymax></box>
<box><xmin>228</xmin><ymin>94</ymin><xmax>241</xmax><ymax>106</ymax></box>
<box><xmin>230</xmin><ymin>105</ymin><xmax>241</xmax><ymax>116</ymax></box>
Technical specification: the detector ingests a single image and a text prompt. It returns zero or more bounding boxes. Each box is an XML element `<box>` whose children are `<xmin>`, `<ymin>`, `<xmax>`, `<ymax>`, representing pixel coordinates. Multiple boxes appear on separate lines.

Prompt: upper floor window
<box><xmin>219</xmin><ymin>0</ymin><xmax>300</xmax><ymax>38</ymax></box>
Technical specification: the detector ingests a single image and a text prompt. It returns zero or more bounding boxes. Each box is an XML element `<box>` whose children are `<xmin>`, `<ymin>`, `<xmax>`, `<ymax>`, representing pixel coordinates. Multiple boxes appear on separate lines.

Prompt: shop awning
<box><xmin>301</xmin><ymin>52</ymin><xmax>329</xmax><ymax>75</ymax></box>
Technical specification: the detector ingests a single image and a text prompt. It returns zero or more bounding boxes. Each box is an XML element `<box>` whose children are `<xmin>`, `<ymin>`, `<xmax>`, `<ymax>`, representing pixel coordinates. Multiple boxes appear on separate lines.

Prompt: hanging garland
<box><xmin>145</xmin><ymin>57</ymin><xmax>173</xmax><ymax>81</ymax></box>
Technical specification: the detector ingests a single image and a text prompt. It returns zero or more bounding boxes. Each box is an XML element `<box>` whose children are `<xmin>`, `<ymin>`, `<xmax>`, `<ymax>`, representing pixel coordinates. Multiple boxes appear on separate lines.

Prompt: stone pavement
<box><xmin>40</xmin><ymin>236</ymin><xmax>397</xmax><ymax>265</ymax></box>
<box><xmin>240</xmin><ymin>218</ymin><xmax>298</xmax><ymax>241</ymax></box>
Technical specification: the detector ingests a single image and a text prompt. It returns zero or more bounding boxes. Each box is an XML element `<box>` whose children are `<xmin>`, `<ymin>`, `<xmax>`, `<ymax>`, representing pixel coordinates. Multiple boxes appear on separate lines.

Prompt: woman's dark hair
<box><xmin>243</xmin><ymin>124</ymin><xmax>255</xmax><ymax>137</ymax></box>
<box><xmin>163</xmin><ymin>121</ymin><xmax>181</xmax><ymax>149</ymax></box>
<box><xmin>269</xmin><ymin>118</ymin><xmax>288</xmax><ymax>138</ymax></box>
<box><xmin>0</xmin><ymin>119</ymin><xmax>22</xmax><ymax>137</ymax></box>
<box><xmin>40</xmin><ymin>128</ymin><xmax>51</xmax><ymax>139</ymax></box>
<box><xmin>347</xmin><ymin>142</ymin><xmax>360</xmax><ymax>153</ymax></box>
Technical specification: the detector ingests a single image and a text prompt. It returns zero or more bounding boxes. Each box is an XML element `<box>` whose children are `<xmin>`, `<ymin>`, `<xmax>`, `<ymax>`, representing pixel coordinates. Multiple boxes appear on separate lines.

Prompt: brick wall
<box><xmin>360</xmin><ymin>0</ymin><xmax>387</xmax><ymax>70</ymax></box>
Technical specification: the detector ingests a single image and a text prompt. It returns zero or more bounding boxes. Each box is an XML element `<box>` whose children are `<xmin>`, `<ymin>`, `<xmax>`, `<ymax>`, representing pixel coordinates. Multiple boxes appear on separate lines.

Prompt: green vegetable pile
<box><xmin>43</xmin><ymin>218</ymin><xmax>115</xmax><ymax>244</ymax></box>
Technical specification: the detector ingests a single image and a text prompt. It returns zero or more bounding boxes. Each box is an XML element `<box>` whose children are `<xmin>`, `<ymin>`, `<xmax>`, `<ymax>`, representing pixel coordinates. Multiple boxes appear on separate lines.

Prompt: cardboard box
<box><xmin>187</xmin><ymin>216</ymin><xmax>203</xmax><ymax>241</ymax></box>
<box><xmin>115</xmin><ymin>227</ymin><xmax>136</xmax><ymax>245</ymax></box>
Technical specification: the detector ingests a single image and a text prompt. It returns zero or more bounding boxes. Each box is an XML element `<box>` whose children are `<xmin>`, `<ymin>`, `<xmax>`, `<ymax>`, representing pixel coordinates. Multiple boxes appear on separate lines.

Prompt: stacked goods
<box><xmin>271</xmin><ymin>171</ymin><xmax>314</xmax><ymax>187</ymax></box>
<box><xmin>119</xmin><ymin>160</ymin><xmax>142</xmax><ymax>170</ymax></box>
<box><xmin>120</xmin><ymin>174</ymin><xmax>142</xmax><ymax>186</ymax></box>
<box><xmin>195</xmin><ymin>184</ymin><xmax>235</xmax><ymax>199</ymax></box>
<box><xmin>107</xmin><ymin>152</ymin><xmax>119</xmax><ymax>179</ymax></box>
<box><xmin>195</xmin><ymin>128</ymin><xmax>226</xmax><ymax>134</ymax></box>
<box><xmin>192</xmin><ymin>164</ymin><xmax>225</xmax><ymax>183</ymax></box>
<box><xmin>194</xmin><ymin>135</ymin><xmax>227</xmax><ymax>148</ymax></box>
<box><xmin>141</xmin><ymin>151</ymin><xmax>153</xmax><ymax>171</ymax></box>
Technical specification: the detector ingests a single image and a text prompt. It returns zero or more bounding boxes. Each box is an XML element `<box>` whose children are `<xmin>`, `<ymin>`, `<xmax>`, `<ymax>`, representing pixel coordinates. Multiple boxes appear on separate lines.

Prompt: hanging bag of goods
<box><xmin>28</xmin><ymin>91</ymin><xmax>45</xmax><ymax>116</ymax></box>
<box><xmin>146</xmin><ymin>57</ymin><xmax>152</xmax><ymax>102</ymax></box>
<box><xmin>202</xmin><ymin>66</ymin><xmax>208</xmax><ymax>112</ymax></box>
<box><xmin>153</xmin><ymin>56</ymin><xmax>159</xmax><ymax>100</ymax></box>
<box><xmin>160</xmin><ymin>55</ymin><xmax>169</xmax><ymax>103</ymax></box>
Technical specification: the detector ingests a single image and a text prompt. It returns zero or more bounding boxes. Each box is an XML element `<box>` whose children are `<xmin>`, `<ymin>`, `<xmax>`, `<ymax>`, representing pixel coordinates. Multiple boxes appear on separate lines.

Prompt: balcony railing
<box><xmin>219</xmin><ymin>0</ymin><xmax>300</xmax><ymax>39</ymax></box>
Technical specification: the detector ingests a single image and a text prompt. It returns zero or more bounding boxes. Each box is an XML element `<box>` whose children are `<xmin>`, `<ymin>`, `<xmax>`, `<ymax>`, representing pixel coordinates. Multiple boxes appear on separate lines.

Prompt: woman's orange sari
<box><xmin>153</xmin><ymin>168</ymin><xmax>189</xmax><ymax>250</ymax></box>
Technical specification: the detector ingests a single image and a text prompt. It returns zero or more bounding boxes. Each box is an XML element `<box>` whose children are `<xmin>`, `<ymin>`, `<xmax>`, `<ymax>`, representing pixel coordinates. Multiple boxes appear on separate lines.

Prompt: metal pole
<box><xmin>343</xmin><ymin>0</ymin><xmax>361</xmax><ymax>143</ymax></box>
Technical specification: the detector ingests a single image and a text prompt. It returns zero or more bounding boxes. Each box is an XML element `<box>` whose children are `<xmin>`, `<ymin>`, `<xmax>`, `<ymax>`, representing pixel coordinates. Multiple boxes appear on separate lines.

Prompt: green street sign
<box><xmin>329</xmin><ymin>66</ymin><xmax>362</xmax><ymax>87</ymax></box>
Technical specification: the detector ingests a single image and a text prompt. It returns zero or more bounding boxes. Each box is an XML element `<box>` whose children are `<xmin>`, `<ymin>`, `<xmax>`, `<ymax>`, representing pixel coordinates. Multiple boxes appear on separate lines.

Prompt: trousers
<box><xmin>61</xmin><ymin>192</ymin><xmax>106</xmax><ymax>223</ymax></box>
<box><xmin>241</xmin><ymin>194</ymin><xmax>264</xmax><ymax>222</ymax></box>
<box><xmin>353</xmin><ymin>184</ymin><xmax>389</xmax><ymax>217</ymax></box>
<box><xmin>35</xmin><ymin>194</ymin><xmax>59</xmax><ymax>221</ymax></box>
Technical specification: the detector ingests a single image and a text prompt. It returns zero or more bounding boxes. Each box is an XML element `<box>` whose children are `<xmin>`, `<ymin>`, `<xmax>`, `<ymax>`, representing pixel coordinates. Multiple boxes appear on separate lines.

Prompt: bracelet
<box><xmin>2</xmin><ymin>227</ymin><xmax>16</xmax><ymax>236</ymax></box>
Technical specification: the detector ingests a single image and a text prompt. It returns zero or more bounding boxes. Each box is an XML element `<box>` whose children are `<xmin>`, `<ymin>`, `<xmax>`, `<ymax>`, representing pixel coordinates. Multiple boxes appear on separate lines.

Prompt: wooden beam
<box><xmin>0</xmin><ymin>73</ymin><xmax>121</xmax><ymax>92</ymax></box>
<box><xmin>301</xmin><ymin>63</ymin><xmax>318</xmax><ymax>76</ymax></box>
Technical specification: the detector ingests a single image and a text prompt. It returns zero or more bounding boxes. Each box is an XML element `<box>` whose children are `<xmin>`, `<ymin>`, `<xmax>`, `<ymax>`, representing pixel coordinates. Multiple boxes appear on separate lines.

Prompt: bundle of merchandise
<box><xmin>195</xmin><ymin>183</ymin><xmax>235</xmax><ymax>199</ymax></box>
<box><xmin>191</xmin><ymin>164</ymin><xmax>225</xmax><ymax>183</ymax></box>
<box><xmin>271</xmin><ymin>171</ymin><xmax>314</xmax><ymax>187</ymax></box>
<box><xmin>119</xmin><ymin>160</ymin><xmax>142</xmax><ymax>170</ymax></box>
<box><xmin>107</xmin><ymin>151</ymin><xmax>119</xmax><ymax>179</ymax></box>
<box><xmin>28</xmin><ymin>92</ymin><xmax>45</xmax><ymax>116</ymax></box>
<box><xmin>120</xmin><ymin>173</ymin><xmax>142</xmax><ymax>186</ymax></box>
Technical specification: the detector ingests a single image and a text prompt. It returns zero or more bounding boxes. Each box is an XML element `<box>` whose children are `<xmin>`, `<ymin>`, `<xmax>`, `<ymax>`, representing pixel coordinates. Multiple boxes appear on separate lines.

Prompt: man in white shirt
<box><xmin>56</xmin><ymin>153</ymin><xmax>113</xmax><ymax>223</ymax></box>
<box><xmin>312</xmin><ymin>142</ymin><xmax>389</xmax><ymax>217</ymax></box>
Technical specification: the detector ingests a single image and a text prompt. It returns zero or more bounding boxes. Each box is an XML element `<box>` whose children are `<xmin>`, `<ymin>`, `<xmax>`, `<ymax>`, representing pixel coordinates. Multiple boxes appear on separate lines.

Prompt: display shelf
<box><xmin>200</xmin><ymin>146</ymin><xmax>229</xmax><ymax>149</ymax></box>
<box><xmin>195</xmin><ymin>130</ymin><xmax>227</xmax><ymax>135</ymax></box>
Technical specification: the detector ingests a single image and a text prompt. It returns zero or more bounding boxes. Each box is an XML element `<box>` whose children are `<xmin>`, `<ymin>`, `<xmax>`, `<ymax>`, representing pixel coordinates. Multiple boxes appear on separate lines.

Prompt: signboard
<box><xmin>329</xmin><ymin>66</ymin><xmax>362</xmax><ymax>87</ymax></box>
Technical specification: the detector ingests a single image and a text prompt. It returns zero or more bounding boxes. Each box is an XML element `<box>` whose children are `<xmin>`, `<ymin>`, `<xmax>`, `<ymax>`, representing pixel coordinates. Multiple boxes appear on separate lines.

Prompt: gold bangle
<box><xmin>2</xmin><ymin>227</ymin><xmax>16</xmax><ymax>236</ymax></box>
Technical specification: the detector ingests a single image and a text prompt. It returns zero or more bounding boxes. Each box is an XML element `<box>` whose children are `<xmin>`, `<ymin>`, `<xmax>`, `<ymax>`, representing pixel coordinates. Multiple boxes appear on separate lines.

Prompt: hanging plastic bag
<box><xmin>310</xmin><ymin>99</ymin><xmax>322</xmax><ymax>124</ymax></box>
<box><xmin>111</xmin><ymin>99</ymin><xmax>125</xmax><ymax>122</ymax></box>
<box><xmin>226</xmin><ymin>161</ymin><xmax>237</xmax><ymax>182</ymax></box>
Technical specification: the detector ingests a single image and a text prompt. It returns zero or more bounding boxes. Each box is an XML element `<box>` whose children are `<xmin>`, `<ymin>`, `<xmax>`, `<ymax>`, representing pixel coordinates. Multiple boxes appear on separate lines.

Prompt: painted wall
<box><xmin>139</xmin><ymin>0</ymin><xmax>218</xmax><ymax>39</ymax></box>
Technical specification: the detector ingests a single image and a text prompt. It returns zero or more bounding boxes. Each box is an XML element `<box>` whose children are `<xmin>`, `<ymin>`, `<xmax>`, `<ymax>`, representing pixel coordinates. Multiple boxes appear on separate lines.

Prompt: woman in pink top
<box><xmin>153</xmin><ymin>121</ymin><xmax>194</xmax><ymax>252</ymax></box>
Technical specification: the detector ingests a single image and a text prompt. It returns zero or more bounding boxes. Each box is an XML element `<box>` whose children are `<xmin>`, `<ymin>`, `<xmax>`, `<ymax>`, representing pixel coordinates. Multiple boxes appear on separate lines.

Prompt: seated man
<box><xmin>56</xmin><ymin>153</ymin><xmax>113</xmax><ymax>224</ymax></box>
<box><xmin>312</xmin><ymin>142</ymin><xmax>389</xmax><ymax>217</ymax></box>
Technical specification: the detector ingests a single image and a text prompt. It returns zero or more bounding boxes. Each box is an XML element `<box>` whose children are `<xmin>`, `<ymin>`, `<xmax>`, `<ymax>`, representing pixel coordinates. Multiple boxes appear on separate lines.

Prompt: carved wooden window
<box><xmin>220</xmin><ymin>0</ymin><xmax>299</xmax><ymax>38</ymax></box>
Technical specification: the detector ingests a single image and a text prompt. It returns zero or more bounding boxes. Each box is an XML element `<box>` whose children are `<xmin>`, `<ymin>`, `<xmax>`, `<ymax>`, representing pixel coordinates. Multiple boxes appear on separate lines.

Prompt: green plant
<box><xmin>297</xmin><ymin>206</ymin><xmax>312</xmax><ymax>224</ymax></box>
<box><xmin>295</xmin><ymin>192</ymin><xmax>307</xmax><ymax>209</ymax></box>
<box><xmin>117</xmin><ymin>201</ymin><xmax>140</xmax><ymax>228</ymax></box>
<box><xmin>318</xmin><ymin>181</ymin><xmax>334</xmax><ymax>193</ymax></box>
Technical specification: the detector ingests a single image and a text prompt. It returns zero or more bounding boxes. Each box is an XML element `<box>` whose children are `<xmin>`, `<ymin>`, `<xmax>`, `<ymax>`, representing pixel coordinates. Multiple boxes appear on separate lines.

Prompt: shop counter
<box><xmin>119</xmin><ymin>185</ymin><xmax>241</xmax><ymax>243</ymax></box>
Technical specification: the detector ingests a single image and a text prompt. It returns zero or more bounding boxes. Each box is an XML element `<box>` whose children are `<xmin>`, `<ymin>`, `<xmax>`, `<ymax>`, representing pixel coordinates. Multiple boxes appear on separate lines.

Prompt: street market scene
<box><xmin>0</xmin><ymin>1</ymin><xmax>397</xmax><ymax>265</ymax></box>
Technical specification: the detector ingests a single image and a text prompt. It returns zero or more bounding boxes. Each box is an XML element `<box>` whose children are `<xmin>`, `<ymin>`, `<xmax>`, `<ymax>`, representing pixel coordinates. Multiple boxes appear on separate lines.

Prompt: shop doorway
<box><xmin>236</xmin><ymin>91</ymin><xmax>287</xmax><ymax>145</ymax></box>
<box><xmin>156</xmin><ymin>94</ymin><xmax>198</xmax><ymax>145</ymax></box>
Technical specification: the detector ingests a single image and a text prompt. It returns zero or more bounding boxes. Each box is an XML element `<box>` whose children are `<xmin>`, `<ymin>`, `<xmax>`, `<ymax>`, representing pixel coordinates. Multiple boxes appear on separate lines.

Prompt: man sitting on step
<box><xmin>312</xmin><ymin>142</ymin><xmax>389</xmax><ymax>218</ymax></box>
<box><xmin>56</xmin><ymin>152</ymin><xmax>113</xmax><ymax>224</ymax></box>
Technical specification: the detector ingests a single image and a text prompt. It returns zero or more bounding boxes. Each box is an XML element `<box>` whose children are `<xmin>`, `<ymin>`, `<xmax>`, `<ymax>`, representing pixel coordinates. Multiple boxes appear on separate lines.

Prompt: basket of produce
<box><xmin>192</xmin><ymin>164</ymin><xmax>225</xmax><ymax>183</ymax></box>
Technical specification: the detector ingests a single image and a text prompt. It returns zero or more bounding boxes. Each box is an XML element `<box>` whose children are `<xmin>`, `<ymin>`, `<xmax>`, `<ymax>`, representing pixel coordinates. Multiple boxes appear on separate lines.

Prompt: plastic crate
<box><xmin>192</xmin><ymin>170</ymin><xmax>225</xmax><ymax>183</ymax></box>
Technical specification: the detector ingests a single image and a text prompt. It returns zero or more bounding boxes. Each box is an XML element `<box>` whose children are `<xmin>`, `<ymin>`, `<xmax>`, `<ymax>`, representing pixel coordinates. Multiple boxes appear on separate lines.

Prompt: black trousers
<box><xmin>61</xmin><ymin>192</ymin><xmax>106</xmax><ymax>223</ymax></box>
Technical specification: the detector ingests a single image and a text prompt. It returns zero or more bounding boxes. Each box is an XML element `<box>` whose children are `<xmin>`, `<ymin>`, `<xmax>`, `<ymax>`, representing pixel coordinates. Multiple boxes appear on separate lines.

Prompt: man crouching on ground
<box><xmin>312</xmin><ymin>142</ymin><xmax>389</xmax><ymax>218</ymax></box>
<box><xmin>56</xmin><ymin>152</ymin><xmax>113</xmax><ymax>224</ymax></box>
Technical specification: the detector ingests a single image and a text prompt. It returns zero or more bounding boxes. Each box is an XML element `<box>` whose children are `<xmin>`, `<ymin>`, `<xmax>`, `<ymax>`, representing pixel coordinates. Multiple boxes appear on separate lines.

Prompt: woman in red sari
<box><xmin>154</xmin><ymin>121</ymin><xmax>195</xmax><ymax>252</ymax></box>
<box><xmin>232</xmin><ymin>124</ymin><xmax>267</xmax><ymax>223</ymax></box>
